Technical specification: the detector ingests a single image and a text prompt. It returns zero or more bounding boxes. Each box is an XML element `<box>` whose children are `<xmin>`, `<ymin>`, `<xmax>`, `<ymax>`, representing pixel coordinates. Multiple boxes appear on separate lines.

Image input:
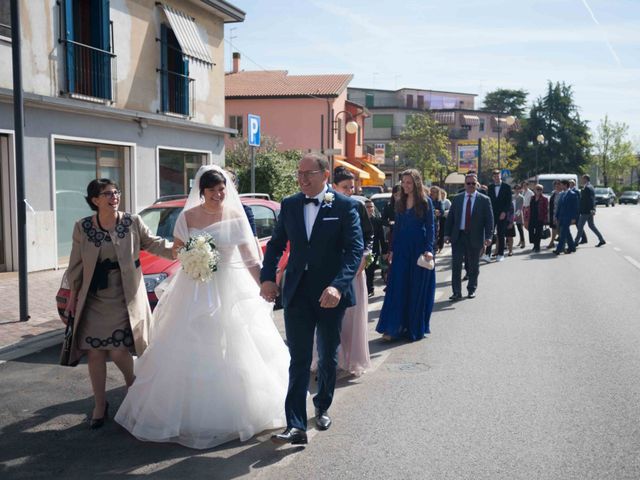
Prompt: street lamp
<box><xmin>535</xmin><ymin>133</ymin><xmax>544</xmax><ymax>174</ymax></box>
<box><xmin>496</xmin><ymin>114</ymin><xmax>516</xmax><ymax>171</ymax></box>
<box><xmin>330</xmin><ymin>110</ymin><xmax>359</xmax><ymax>176</ymax></box>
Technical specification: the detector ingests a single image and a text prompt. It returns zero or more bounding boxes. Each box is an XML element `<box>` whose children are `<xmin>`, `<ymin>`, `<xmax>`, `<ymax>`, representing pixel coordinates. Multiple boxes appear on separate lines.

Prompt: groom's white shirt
<box><xmin>304</xmin><ymin>184</ymin><xmax>328</xmax><ymax>240</ymax></box>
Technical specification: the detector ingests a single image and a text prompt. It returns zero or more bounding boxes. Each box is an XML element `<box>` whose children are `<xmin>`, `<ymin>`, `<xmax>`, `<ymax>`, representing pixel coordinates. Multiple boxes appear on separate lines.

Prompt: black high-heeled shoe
<box><xmin>90</xmin><ymin>402</ymin><xmax>109</xmax><ymax>429</ymax></box>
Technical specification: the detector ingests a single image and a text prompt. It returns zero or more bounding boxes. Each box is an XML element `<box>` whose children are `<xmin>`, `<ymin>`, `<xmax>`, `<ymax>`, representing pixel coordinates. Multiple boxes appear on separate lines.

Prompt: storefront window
<box><xmin>158</xmin><ymin>149</ymin><xmax>206</xmax><ymax>197</ymax></box>
<box><xmin>55</xmin><ymin>141</ymin><xmax>126</xmax><ymax>263</ymax></box>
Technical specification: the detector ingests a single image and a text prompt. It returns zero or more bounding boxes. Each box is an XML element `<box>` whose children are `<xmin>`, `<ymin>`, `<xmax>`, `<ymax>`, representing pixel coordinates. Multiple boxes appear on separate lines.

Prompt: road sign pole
<box><xmin>250</xmin><ymin>146</ymin><xmax>255</xmax><ymax>193</ymax></box>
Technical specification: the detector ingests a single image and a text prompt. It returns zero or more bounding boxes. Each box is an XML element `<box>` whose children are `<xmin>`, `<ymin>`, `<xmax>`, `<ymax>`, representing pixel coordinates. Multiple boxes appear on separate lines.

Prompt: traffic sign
<box><xmin>501</xmin><ymin>169</ymin><xmax>511</xmax><ymax>178</ymax></box>
<box><xmin>248</xmin><ymin>114</ymin><xmax>261</xmax><ymax>147</ymax></box>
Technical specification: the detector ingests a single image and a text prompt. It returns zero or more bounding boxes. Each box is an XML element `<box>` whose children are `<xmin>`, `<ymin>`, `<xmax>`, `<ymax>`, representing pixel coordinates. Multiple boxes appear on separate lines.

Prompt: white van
<box><xmin>536</xmin><ymin>173</ymin><xmax>578</xmax><ymax>195</ymax></box>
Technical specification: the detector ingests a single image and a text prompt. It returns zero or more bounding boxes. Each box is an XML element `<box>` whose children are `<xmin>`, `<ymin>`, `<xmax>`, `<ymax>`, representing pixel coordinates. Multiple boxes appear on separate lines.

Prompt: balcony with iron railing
<box><xmin>58</xmin><ymin>18</ymin><xmax>116</xmax><ymax>102</ymax></box>
<box><xmin>157</xmin><ymin>68</ymin><xmax>195</xmax><ymax>117</ymax></box>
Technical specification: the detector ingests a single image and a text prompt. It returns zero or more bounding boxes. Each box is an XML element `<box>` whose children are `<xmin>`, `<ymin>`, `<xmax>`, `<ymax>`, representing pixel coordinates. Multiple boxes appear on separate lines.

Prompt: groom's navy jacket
<box><xmin>261</xmin><ymin>188</ymin><xmax>364</xmax><ymax>309</ymax></box>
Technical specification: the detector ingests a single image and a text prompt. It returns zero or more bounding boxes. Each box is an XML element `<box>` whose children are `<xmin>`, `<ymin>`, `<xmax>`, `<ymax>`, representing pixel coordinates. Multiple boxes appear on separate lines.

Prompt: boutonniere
<box><xmin>322</xmin><ymin>192</ymin><xmax>335</xmax><ymax>208</ymax></box>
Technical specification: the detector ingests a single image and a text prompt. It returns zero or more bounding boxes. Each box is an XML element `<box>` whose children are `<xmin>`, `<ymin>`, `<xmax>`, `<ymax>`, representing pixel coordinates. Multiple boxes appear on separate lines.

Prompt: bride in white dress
<box><xmin>115</xmin><ymin>165</ymin><xmax>289</xmax><ymax>449</ymax></box>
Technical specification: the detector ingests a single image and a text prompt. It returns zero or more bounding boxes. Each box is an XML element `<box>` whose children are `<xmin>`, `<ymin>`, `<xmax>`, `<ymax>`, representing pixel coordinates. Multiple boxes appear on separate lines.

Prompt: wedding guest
<box><xmin>381</xmin><ymin>184</ymin><xmax>402</xmax><ymax>284</ymax></box>
<box><xmin>547</xmin><ymin>180</ymin><xmax>562</xmax><ymax>249</ymax></box>
<box><xmin>332</xmin><ymin>167</ymin><xmax>373</xmax><ymax>376</ymax></box>
<box><xmin>574</xmin><ymin>174</ymin><xmax>605</xmax><ymax>247</ymax></box>
<box><xmin>376</xmin><ymin>169</ymin><xmax>436</xmax><ymax>341</ymax></box>
<box><xmin>430</xmin><ymin>186</ymin><xmax>445</xmax><ymax>253</ymax></box>
<box><xmin>364</xmin><ymin>199</ymin><xmax>387</xmax><ymax>297</ymax></box>
<box><xmin>512</xmin><ymin>184</ymin><xmax>525</xmax><ymax>248</ymax></box>
<box><xmin>524</xmin><ymin>184</ymin><xmax>549</xmax><ymax>252</ymax></box>
<box><xmin>506</xmin><ymin>199</ymin><xmax>516</xmax><ymax>256</ymax></box>
<box><xmin>62</xmin><ymin>179</ymin><xmax>173</xmax><ymax>429</ymax></box>
<box><xmin>554</xmin><ymin>180</ymin><xmax>579</xmax><ymax>255</ymax></box>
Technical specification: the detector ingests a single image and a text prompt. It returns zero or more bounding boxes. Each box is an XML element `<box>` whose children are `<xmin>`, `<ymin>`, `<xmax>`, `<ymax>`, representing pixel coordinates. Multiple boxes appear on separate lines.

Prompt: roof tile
<box><xmin>225</xmin><ymin>71</ymin><xmax>353</xmax><ymax>98</ymax></box>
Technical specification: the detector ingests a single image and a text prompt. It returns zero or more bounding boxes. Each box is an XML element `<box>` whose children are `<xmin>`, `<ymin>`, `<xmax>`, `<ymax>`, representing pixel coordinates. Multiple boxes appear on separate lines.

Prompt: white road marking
<box><xmin>624</xmin><ymin>256</ymin><xmax>640</xmax><ymax>270</ymax></box>
<box><xmin>613</xmin><ymin>247</ymin><xmax>621</xmax><ymax>252</ymax></box>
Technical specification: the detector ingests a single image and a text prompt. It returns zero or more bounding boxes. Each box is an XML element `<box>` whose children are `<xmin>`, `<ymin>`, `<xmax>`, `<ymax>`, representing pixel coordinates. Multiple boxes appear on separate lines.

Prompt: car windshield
<box><xmin>595</xmin><ymin>188</ymin><xmax>608</xmax><ymax>194</ymax></box>
<box><xmin>538</xmin><ymin>179</ymin><xmax>555</xmax><ymax>193</ymax></box>
<box><xmin>622</xmin><ymin>191</ymin><xmax>636</xmax><ymax>195</ymax></box>
<box><xmin>139</xmin><ymin>206</ymin><xmax>183</xmax><ymax>241</ymax></box>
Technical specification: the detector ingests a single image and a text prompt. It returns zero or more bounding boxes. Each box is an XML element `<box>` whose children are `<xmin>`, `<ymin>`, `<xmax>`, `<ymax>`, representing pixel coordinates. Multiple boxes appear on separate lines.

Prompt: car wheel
<box><xmin>606</xmin><ymin>202</ymin><xmax>609</xmax><ymax>207</ymax></box>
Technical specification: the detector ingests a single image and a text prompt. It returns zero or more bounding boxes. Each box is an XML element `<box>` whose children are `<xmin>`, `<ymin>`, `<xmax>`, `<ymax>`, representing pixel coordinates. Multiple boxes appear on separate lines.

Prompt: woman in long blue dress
<box><xmin>376</xmin><ymin>169</ymin><xmax>436</xmax><ymax>341</ymax></box>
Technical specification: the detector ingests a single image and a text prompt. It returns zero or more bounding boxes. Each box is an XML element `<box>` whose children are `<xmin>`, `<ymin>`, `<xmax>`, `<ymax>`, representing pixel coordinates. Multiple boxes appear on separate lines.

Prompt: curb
<box><xmin>0</xmin><ymin>328</ymin><xmax>64</xmax><ymax>363</ymax></box>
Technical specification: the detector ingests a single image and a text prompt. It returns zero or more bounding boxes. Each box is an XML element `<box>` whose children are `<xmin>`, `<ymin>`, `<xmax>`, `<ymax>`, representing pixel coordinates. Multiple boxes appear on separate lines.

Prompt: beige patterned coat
<box><xmin>65</xmin><ymin>213</ymin><xmax>173</xmax><ymax>364</ymax></box>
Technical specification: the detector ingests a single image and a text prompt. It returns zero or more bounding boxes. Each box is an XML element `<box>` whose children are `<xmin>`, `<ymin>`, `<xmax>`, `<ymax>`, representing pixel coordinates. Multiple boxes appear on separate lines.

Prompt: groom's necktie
<box><xmin>304</xmin><ymin>197</ymin><xmax>319</xmax><ymax>206</ymax></box>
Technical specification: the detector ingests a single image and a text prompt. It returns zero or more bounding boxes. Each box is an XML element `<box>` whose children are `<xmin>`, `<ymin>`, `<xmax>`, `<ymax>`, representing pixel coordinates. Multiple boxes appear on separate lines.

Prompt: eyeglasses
<box><xmin>296</xmin><ymin>169</ymin><xmax>324</xmax><ymax>179</ymax></box>
<box><xmin>465</xmin><ymin>182</ymin><xmax>476</xmax><ymax>185</ymax></box>
<box><xmin>536</xmin><ymin>188</ymin><xmax>543</xmax><ymax>192</ymax></box>
<box><xmin>100</xmin><ymin>190</ymin><xmax>121</xmax><ymax>198</ymax></box>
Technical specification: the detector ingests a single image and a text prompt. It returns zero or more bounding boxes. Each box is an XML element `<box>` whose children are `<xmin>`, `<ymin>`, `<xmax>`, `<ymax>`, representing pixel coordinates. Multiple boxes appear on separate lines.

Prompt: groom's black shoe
<box><xmin>271</xmin><ymin>428</ymin><xmax>307</xmax><ymax>445</ymax></box>
<box><xmin>315</xmin><ymin>409</ymin><xmax>331</xmax><ymax>431</ymax></box>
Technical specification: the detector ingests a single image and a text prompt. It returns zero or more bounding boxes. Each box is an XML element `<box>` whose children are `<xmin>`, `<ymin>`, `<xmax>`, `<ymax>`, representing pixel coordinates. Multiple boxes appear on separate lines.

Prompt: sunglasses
<box><xmin>100</xmin><ymin>190</ymin><xmax>121</xmax><ymax>198</ymax></box>
<box><xmin>465</xmin><ymin>182</ymin><xmax>476</xmax><ymax>185</ymax></box>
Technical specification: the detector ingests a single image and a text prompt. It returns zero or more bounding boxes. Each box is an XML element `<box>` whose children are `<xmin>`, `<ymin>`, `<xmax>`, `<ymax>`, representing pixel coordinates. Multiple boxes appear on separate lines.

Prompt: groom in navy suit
<box><xmin>260</xmin><ymin>153</ymin><xmax>363</xmax><ymax>445</ymax></box>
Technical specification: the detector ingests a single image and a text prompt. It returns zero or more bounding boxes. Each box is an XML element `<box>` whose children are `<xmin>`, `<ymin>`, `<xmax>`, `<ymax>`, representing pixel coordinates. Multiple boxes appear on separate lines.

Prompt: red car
<box><xmin>56</xmin><ymin>196</ymin><xmax>288</xmax><ymax>315</ymax></box>
<box><xmin>139</xmin><ymin>196</ymin><xmax>288</xmax><ymax>309</ymax></box>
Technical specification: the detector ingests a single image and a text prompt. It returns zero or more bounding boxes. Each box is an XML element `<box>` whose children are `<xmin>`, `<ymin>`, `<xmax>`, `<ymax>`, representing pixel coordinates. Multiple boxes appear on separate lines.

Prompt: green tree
<box><xmin>479</xmin><ymin>138</ymin><xmax>520</xmax><ymax>180</ymax></box>
<box><xmin>226</xmin><ymin>137</ymin><xmax>300</xmax><ymax>201</ymax></box>
<box><xmin>591</xmin><ymin>116</ymin><xmax>638</xmax><ymax>187</ymax></box>
<box><xmin>514</xmin><ymin>81</ymin><xmax>591</xmax><ymax>178</ymax></box>
<box><xmin>481</xmin><ymin>88</ymin><xmax>529</xmax><ymax>117</ymax></box>
<box><xmin>397</xmin><ymin>113</ymin><xmax>452</xmax><ymax>183</ymax></box>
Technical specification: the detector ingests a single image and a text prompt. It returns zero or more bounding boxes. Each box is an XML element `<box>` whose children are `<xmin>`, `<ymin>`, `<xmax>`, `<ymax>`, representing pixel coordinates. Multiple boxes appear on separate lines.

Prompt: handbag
<box><xmin>60</xmin><ymin>313</ymin><xmax>79</xmax><ymax>367</ymax></box>
<box><xmin>417</xmin><ymin>254</ymin><xmax>435</xmax><ymax>270</ymax></box>
<box><xmin>541</xmin><ymin>227</ymin><xmax>551</xmax><ymax>240</ymax></box>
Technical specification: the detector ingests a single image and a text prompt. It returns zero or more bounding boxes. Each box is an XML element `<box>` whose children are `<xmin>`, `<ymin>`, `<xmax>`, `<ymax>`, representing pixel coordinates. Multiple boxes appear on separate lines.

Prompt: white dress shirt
<box><xmin>304</xmin><ymin>185</ymin><xmax>328</xmax><ymax>239</ymax></box>
<box><xmin>459</xmin><ymin>190</ymin><xmax>478</xmax><ymax>230</ymax></box>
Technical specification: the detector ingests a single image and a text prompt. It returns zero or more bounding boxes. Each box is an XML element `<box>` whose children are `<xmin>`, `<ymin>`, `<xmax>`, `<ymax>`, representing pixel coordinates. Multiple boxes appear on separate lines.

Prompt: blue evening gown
<box><xmin>376</xmin><ymin>200</ymin><xmax>436</xmax><ymax>341</ymax></box>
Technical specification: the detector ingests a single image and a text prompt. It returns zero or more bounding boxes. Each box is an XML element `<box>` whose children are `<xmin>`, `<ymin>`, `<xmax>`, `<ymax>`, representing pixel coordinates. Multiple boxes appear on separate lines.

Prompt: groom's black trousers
<box><xmin>284</xmin><ymin>272</ymin><xmax>345</xmax><ymax>430</ymax></box>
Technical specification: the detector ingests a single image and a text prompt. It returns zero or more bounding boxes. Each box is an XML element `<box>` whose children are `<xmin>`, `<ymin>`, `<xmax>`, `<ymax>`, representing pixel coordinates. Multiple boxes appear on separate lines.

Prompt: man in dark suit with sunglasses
<box><xmin>444</xmin><ymin>173</ymin><xmax>494</xmax><ymax>300</ymax></box>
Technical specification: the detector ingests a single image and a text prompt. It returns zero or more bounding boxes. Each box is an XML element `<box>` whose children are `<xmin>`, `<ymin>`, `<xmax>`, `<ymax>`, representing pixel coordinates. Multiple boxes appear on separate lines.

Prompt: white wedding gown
<box><xmin>115</xmin><ymin>222</ymin><xmax>290</xmax><ymax>449</ymax></box>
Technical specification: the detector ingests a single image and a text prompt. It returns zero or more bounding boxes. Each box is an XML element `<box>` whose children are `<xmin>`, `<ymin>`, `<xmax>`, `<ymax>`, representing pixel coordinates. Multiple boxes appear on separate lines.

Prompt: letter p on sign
<box><xmin>248</xmin><ymin>114</ymin><xmax>261</xmax><ymax>147</ymax></box>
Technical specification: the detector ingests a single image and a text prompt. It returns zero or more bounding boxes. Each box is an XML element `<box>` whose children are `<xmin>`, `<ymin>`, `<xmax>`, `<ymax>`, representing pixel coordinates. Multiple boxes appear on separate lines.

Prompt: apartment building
<box><xmin>348</xmin><ymin>87</ymin><xmax>516</xmax><ymax>185</ymax></box>
<box><xmin>0</xmin><ymin>0</ymin><xmax>244</xmax><ymax>271</ymax></box>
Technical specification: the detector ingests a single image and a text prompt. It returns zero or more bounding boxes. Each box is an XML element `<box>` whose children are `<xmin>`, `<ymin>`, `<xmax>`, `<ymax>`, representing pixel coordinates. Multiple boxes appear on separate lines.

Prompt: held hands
<box><xmin>260</xmin><ymin>281</ymin><xmax>279</xmax><ymax>303</ymax></box>
<box><xmin>484</xmin><ymin>239</ymin><xmax>492</xmax><ymax>247</ymax></box>
<box><xmin>319</xmin><ymin>286</ymin><xmax>341</xmax><ymax>309</ymax></box>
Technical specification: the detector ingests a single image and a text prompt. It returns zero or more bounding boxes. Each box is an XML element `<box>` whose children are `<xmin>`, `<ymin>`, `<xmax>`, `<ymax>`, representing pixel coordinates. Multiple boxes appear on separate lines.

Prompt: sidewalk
<box><xmin>0</xmin><ymin>269</ymin><xmax>65</xmax><ymax>356</ymax></box>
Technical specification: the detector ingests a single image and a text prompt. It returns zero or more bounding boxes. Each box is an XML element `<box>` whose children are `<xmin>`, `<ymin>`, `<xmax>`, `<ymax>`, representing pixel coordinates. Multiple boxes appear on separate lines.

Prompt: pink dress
<box><xmin>338</xmin><ymin>270</ymin><xmax>371</xmax><ymax>376</ymax></box>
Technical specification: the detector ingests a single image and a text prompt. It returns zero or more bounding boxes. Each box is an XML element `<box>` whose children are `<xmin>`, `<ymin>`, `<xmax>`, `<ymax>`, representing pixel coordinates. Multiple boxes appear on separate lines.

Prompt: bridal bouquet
<box><xmin>177</xmin><ymin>233</ymin><xmax>220</xmax><ymax>282</ymax></box>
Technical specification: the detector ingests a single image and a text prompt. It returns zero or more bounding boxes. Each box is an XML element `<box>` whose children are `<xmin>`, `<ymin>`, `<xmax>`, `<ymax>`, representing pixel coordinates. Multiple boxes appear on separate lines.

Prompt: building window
<box><xmin>406</xmin><ymin>94</ymin><xmax>414</xmax><ymax>108</ymax></box>
<box><xmin>159</xmin><ymin>24</ymin><xmax>192</xmax><ymax>116</ymax></box>
<box><xmin>372</xmin><ymin>114</ymin><xmax>394</xmax><ymax>129</ymax></box>
<box><xmin>417</xmin><ymin>95</ymin><xmax>424</xmax><ymax>109</ymax></box>
<box><xmin>365</xmin><ymin>93</ymin><xmax>374</xmax><ymax>108</ymax></box>
<box><xmin>229</xmin><ymin>115</ymin><xmax>243</xmax><ymax>137</ymax></box>
<box><xmin>158</xmin><ymin>149</ymin><xmax>206</xmax><ymax>198</ymax></box>
<box><xmin>0</xmin><ymin>1</ymin><xmax>11</xmax><ymax>39</ymax></box>
<box><xmin>55</xmin><ymin>141</ymin><xmax>128</xmax><ymax>263</ymax></box>
<box><xmin>60</xmin><ymin>0</ymin><xmax>114</xmax><ymax>100</ymax></box>
<box><xmin>479</xmin><ymin>118</ymin><xmax>485</xmax><ymax>132</ymax></box>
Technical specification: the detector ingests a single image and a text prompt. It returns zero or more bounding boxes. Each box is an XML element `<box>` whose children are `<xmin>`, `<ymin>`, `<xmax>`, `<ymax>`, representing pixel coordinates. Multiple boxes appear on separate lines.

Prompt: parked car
<box><xmin>594</xmin><ymin>187</ymin><xmax>616</xmax><ymax>207</ymax></box>
<box><xmin>57</xmin><ymin>196</ymin><xmax>288</xmax><ymax>314</ymax></box>
<box><xmin>360</xmin><ymin>186</ymin><xmax>384</xmax><ymax>198</ymax></box>
<box><xmin>370</xmin><ymin>192</ymin><xmax>391</xmax><ymax>217</ymax></box>
<box><xmin>619</xmin><ymin>191</ymin><xmax>640</xmax><ymax>205</ymax></box>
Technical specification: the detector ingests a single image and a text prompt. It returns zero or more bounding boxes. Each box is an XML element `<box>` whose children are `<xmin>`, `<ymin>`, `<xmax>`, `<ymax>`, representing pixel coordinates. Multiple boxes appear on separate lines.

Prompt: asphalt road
<box><xmin>1</xmin><ymin>206</ymin><xmax>639</xmax><ymax>479</ymax></box>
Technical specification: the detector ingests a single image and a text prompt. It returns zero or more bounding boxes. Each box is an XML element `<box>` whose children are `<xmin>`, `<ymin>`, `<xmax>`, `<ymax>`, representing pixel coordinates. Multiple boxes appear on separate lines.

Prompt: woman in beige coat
<box><xmin>63</xmin><ymin>179</ymin><xmax>173</xmax><ymax>428</ymax></box>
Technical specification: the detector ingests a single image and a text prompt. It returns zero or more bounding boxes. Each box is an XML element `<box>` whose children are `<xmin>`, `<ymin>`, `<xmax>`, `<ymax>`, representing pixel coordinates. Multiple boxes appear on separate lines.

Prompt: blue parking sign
<box><xmin>248</xmin><ymin>114</ymin><xmax>261</xmax><ymax>147</ymax></box>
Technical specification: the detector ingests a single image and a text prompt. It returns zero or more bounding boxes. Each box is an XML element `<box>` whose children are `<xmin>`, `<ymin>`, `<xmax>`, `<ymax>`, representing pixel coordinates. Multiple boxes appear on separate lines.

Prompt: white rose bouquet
<box><xmin>177</xmin><ymin>233</ymin><xmax>220</xmax><ymax>282</ymax></box>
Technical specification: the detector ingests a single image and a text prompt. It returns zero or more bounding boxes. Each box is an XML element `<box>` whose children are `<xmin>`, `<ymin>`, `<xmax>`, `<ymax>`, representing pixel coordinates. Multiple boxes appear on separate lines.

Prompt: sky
<box><xmin>224</xmin><ymin>0</ymin><xmax>640</xmax><ymax>148</ymax></box>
